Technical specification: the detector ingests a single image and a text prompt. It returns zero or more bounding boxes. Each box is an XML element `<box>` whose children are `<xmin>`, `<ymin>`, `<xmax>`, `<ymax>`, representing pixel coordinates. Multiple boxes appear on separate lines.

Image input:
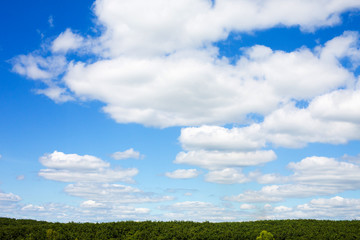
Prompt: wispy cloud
<box><xmin>111</xmin><ymin>148</ymin><xmax>143</xmax><ymax>160</ymax></box>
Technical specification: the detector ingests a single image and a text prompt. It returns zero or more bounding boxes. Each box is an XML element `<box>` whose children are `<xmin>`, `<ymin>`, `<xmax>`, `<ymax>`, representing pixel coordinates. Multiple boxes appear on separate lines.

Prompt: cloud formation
<box><xmin>255</xmin><ymin>196</ymin><xmax>360</xmax><ymax>220</ymax></box>
<box><xmin>111</xmin><ymin>148</ymin><xmax>143</xmax><ymax>160</ymax></box>
<box><xmin>11</xmin><ymin>0</ymin><xmax>360</xmax><ymax>128</ymax></box>
<box><xmin>165</xmin><ymin>169</ymin><xmax>200</xmax><ymax>179</ymax></box>
<box><xmin>39</xmin><ymin>151</ymin><xmax>138</xmax><ymax>183</ymax></box>
<box><xmin>225</xmin><ymin>156</ymin><xmax>360</xmax><ymax>203</ymax></box>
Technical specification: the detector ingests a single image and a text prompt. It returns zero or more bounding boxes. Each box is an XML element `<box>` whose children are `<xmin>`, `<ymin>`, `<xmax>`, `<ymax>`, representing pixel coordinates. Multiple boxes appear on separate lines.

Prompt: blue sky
<box><xmin>1</xmin><ymin>0</ymin><xmax>360</xmax><ymax>222</ymax></box>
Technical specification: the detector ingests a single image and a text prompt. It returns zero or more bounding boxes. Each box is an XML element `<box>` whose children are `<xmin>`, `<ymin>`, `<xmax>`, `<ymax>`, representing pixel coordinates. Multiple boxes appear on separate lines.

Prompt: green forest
<box><xmin>0</xmin><ymin>217</ymin><xmax>359</xmax><ymax>240</ymax></box>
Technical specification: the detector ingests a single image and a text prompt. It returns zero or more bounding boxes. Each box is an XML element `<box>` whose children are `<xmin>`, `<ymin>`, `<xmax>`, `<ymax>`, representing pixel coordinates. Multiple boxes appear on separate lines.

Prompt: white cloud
<box><xmin>310</xmin><ymin>89</ymin><xmax>360</xmax><ymax>124</ymax></box>
<box><xmin>36</xmin><ymin>86</ymin><xmax>74</xmax><ymax>103</ymax></box>
<box><xmin>65</xmin><ymin>183</ymin><xmax>173</xmax><ymax>204</ymax></box>
<box><xmin>38</xmin><ymin>151</ymin><xmax>138</xmax><ymax>183</ymax></box>
<box><xmin>179</xmin><ymin>125</ymin><xmax>265</xmax><ymax>151</ymax></box>
<box><xmin>0</xmin><ymin>192</ymin><xmax>21</xmax><ymax>203</ymax></box>
<box><xmin>179</xmin><ymin>95</ymin><xmax>360</xmax><ymax>151</ymax></box>
<box><xmin>63</xmin><ymin>34</ymin><xmax>357</xmax><ymax>127</ymax></box>
<box><xmin>175</xmin><ymin>150</ymin><xmax>276</xmax><ymax>170</ymax></box>
<box><xmin>13</xmin><ymin>0</ymin><xmax>360</xmax><ymax>128</ymax></box>
<box><xmin>273</xmin><ymin>206</ymin><xmax>292</xmax><ymax>213</ymax></box>
<box><xmin>205</xmin><ymin>168</ymin><xmax>249</xmax><ymax>184</ymax></box>
<box><xmin>165</xmin><ymin>169</ymin><xmax>200</xmax><ymax>179</ymax></box>
<box><xmin>21</xmin><ymin>204</ymin><xmax>45</xmax><ymax>212</ymax></box>
<box><xmin>40</xmin><ymin>151</ymin><xmax>110</xmax><ymax>170</ymax></box>
<box><xmin>261</xmin><ymin>103</ymin><xmax>360</xmax><ymax>148</ymax></box>
<box><xmin>51</xmin><ymin>28</ymin><xmax>84</xmax><ymax>53</ymax></box>
<box><xmin>240</xmin><ymin>203</ymin><xmax>256</xmax><ymax>210</ymax></box>
<box><xmin>253</xmin><ymin>172</ymin><xmax>288</xmax><ymax>185</ymax></box>
<box><xmin>288</xmin><ymin>156</ymin><xmax>360</xmax><ymax>189</ymax></box>
<box><xmin>93</xmin><ymin>0</ymin><xmax>360</xmax><ymax>57</ymax></box>
<box><xmin>261</xmin><ymin>196</ymin><xmax>360</xmax><ymax>220</ymax></box>
<box><xmin>80</xmin><ymin>200</ymin><xmax>106</xmax><ymax>208</ymax></box>
<box><xmin>111</xmin><ymin>148</ymin><xmax>142</xmax><ymax>160</ymax></box>
<box><xmin>225</xmin><ymin>156</ymin><xmax>360</xmax><ymax>203</ymax></box>
<box><xmin>12</xmin><ymin>54</ymin><xmax>67</xmax><ymax>80</ymax></box>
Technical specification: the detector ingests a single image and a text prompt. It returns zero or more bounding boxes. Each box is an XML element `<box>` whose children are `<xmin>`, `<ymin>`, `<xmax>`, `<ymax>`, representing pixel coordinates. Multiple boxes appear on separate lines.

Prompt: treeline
<box><xmin>0</xmin><ymin>217</ymin><xmax>359</xmax><ymax>240</ymax></box>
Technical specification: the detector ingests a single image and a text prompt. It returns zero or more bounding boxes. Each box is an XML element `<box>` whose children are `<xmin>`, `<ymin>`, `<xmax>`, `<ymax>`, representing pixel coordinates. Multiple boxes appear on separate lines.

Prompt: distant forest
<box><xmin>0</xmin><ymin>217</ymin><xmax>359</xmax><ymax>239</ymax></box>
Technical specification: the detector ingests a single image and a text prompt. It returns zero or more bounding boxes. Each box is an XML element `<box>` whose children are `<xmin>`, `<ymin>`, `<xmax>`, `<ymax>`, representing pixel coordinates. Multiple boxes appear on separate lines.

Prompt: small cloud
<box><xmin>36</xmin><ymin>86</ymin><xmax>74</xmax><ymax>103</ymax></box>
<box><xmin>51</xmin><ymin>28</ymin><xmax>84</xmax><ymax>53</ymax></box>
<box><xmin>0</xmin><ymin>154</ymin><xmax>2</xmax><ymax>159</ymax></box>
<box><xmin>240</xmin><ymin>204</ymin><xmax>256</xmax><ymax>210</ymax></box>
<box><xmin>48</xmin><ymin>15</ymin><xmax>54</xmax><ymax>27</ymax></box>
<box><xmin>16</xmin><ymin>175</ymin><xmax>25</xmax><ymax>181</ymax></box>
<box><xmin>80</xmin><ymin>200</ymin><xmax>106</xmax><ymax>208</ymax></box>
<box><xmin>111</xmin><ymin>148</ymin><xmax>143</xmax><ymax>160</ymax></box>
<box><xmin>165</xmin><ymin>169</ymin><xmax>200</xmax><ymax>179</ymax></box>
<box><xmin>184</xmin><ymin>192</ymin><xmax>192</xmax><ymax>196</ymax></box>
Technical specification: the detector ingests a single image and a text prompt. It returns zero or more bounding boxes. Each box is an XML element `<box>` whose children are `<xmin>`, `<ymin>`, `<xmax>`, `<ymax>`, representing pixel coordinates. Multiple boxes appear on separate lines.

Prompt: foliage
<box><xmin>256</xmin><ymin>230</ymin><xmax>274</xmax><ymax>240</ymax></box>
<box><xmin>0</xmin><ymin>217</ymin><xmax>359</xmax><ymax>240</ymax></box>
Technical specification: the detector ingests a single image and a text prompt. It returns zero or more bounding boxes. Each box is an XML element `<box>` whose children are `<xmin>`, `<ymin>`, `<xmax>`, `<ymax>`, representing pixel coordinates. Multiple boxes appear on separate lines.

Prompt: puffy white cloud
<box><xmin>253</xmin><ymin>173</ymin><xmax>288</xmax><ymax>185</ymax></box>
<box><xmin>38</xmin><ymin>151</ymin><xmax>138</xmax><ymax>183</ymax></box>
<box><xmin>179</xmin><ymin>95</ymin><xmax>360</xmax><ymax>150</ymax></box>
<box><xmin>175</xmin><ymin>150</ymin><xmax>276</xmax><ymax>170</ymax></box>
<box><xmin>273</xmin><ymin>206</ymin><xmax>292</xmax><ymax>213</ymax></box>
<box><xmin>62</xmin><ymin>33</ymin><xmax>358</xmax><ymax>127</ymax></box>
<box><xmin>165</xmin><ymin>169</ymin><xmax>200</xmax><ymax>179</ymax></box>
<box><xmin>261</xmin><ymin>103</ymin><xmax>360</xmax><ymax>148</ymax></box>
<box><xmin>12</xmin><ymin>54</ymin><xmax>67</xmax><ymax>80</ymax></box>
<box><xmin>319</xmin><ymin>31</ymin><xmax>360</xmax><ymax>67</ymax></box>
<box><xmin>111</xmin><ymin>148</ymin><xmax>143</xmax><ymax>160</ymax></box>
<box><xmin>260</xmin><ymin>196</ymin><xmax>360</xmax><ymax>220</ymax></box>
<box><xmin>225</xmin><ymin>156</ymin><xmax>360</xmax><ymax>203</ymax></box>
<box><xmin>40</xmin><ymin>151</ymin><xmax>109</xmax><ymax>170</ymax></box>
<box><xmin>288</xmin><ymin>156</ymin><xmax>360</xmax><ymax>189</ymax></box>
<box><xmin>63</xmin><ymin>49</ymin><xmax>276</xmax><ymax>127</ymax></box>
<box><xmin>205</xmin><ymin>168</ymin><xmax>249</xmax><ymax>184</ymax></box>
<box><xmin>93</xmin><ymin>0</ymin><xmax>360</xmax><ymax>57</ymax></box>
<box><xmin>179</xmin><ymin>125</ymin><xmax>265</xmax><ymax>151</ymax></box>
<box><xmin>13</xmin><ymin>0</ymin><xmax>360</xmax><ymax>128</ymax></box>
<box><xmin>80</xmin><ymin>200</ymin><xmax>106</xmax><ymax>208</ymax></box>
<box><xmin>36</xmin><ymin>86</ymin><xmax>74</xmax><ymax>103</ymax></box>
<box><xmin>240</xmin><ymin>203</ymin><xmax>256</xmax><ymax>210</ymax></box>
<box><xmin>310</xmin><ymin>89</ymin><xmax>360</xmax><ymax>124</ymax></box>
<box><xmin>51</xmin><ymin>28</ymin><xmax>84</xmax><ymax>53</ymax></box>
